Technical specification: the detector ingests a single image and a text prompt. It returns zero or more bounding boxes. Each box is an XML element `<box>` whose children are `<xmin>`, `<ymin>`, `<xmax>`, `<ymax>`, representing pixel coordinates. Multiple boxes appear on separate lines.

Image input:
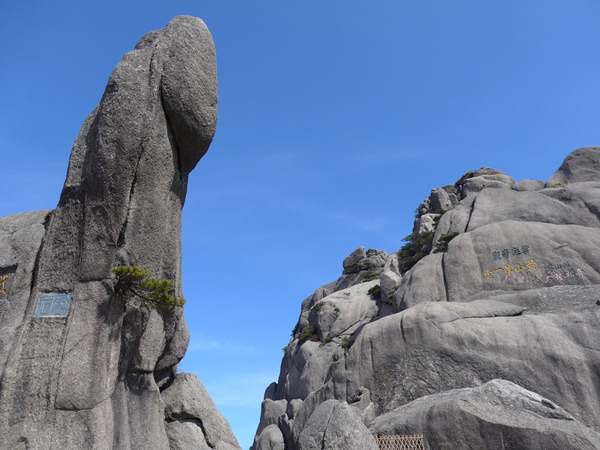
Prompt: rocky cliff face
<box><xmin>252</xmin><ymin>147</ymin><xmax>600</xmax><ymax>449</ymax></box>
<box><xmin>0</xmin><ymin>16</ymin><xmax>239</xmax><ymax>449</ymax></box>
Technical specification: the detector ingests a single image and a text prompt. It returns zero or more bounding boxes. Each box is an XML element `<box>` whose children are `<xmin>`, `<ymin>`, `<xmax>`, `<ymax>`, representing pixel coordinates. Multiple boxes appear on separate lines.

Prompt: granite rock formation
<box><xmin>0</xmin><ymin>16</ymin><xmax>239</xmax><ymax>449</ymax></box>
<box><xmin>253</xmin><ymin>147</ymin><xmax>600</xmax><ymax>449</ymax></box>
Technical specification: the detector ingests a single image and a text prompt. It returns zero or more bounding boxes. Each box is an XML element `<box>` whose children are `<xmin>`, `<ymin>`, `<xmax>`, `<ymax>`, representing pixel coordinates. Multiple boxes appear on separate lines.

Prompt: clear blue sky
<box><xmin>1</xmin><ymin>2</ymin><xmax>599</xmax><ymax>447</ymax></box>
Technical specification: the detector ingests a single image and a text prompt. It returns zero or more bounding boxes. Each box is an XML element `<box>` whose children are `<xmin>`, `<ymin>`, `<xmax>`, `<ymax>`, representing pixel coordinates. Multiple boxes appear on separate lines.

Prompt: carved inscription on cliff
<box><xmin>0</xmin><ymin>265</ymin><xmax>17</xmax><ymax>299</ymax></box>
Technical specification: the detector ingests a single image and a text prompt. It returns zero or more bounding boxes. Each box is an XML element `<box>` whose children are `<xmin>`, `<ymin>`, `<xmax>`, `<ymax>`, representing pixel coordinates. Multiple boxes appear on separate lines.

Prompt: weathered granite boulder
<box><xmin>460</xmin><ymin>167</ymin><xmax>515</xmax><ymax>198</ymax></box>
<box><xmin>370</xmin><ymin>379</ymin><xmax>600</xmax><ymax>449</ymax></box>
<box><xmin>255</xmin><ymin>398</ymin><xmax>288</xmax><ymax>440</ymax></box>
<box><xmin>546</xmin><ymin>146</ymin><xmax>600</xmax><ymax>185</ymax></box>
<box><xmin>0</xmin><ymin>16</ymin><xmax>239</xmax><ymax>449</ymax></box>
<box><xmin>428</xmin><ymin>188</ymin><xmax>449</xmax><ymax>212</ymax></box>
<box><xmin>254</xmin><ymin>424</ymin><xmax>286</xmax><ymax>450</ymax></box>
<box><xmin>513</xmin><ymin>178</ymin><xmax>544</xmax><ymax>192</ymax></box>
<box><xmin>296</xmin><ymin>400</ymin><xmax>378</xmax><ymax>450</ymax></box>
<box><xmin>162</xmin><ymin>373</ymin><xmax>239</xmax><ymax>449</ymax></box>
<box><xmin>254</xmin><ymin>147</ymin><xmax>600</xmax><ymax>449</ymax></box>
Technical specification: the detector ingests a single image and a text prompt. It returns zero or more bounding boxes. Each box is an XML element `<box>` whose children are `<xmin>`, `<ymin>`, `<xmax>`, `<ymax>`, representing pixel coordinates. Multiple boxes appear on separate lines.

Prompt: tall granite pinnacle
<box><xmin>0</xmin><ymin>16</ymin><xmax>239</xmax><ymax>449</ymax></box>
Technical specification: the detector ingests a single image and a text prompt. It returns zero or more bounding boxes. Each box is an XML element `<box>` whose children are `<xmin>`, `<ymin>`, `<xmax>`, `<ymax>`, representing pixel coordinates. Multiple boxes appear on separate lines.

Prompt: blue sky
<box><xmin>1</xmin><ymin>1</ymin><xmax>599</xmax><ymax>447</ymax></box>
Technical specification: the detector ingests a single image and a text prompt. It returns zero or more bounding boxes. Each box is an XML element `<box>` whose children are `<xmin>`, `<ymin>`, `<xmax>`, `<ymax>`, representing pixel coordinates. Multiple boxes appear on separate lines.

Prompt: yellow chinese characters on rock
<box><xmin>0</xmin><ymin>274</ymin><xmax>8</xmax><ymax>296</ymax></box>
<box><xmin>483</xmin><ymin>252</ymin><xmax>586</xmax><ymax>286</ymax></box>
<box><xmin>484</xmin><ymin>260</ymin><xmax>538</xmax><ymax>283</ymax></box>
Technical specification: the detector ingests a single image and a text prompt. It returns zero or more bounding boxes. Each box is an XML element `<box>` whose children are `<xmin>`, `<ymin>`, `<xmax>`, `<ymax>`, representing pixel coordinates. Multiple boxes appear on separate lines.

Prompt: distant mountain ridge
<box><xmin>252</xmin><ymin>147</ymin><xmax>600</xmax><ymax>450</ymax></box>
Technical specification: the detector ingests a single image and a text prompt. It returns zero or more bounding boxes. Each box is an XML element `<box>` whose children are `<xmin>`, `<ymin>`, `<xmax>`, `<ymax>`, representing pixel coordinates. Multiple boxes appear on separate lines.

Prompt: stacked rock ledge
<box><xmin>252</xmin><ymin>146</ymin><xmax>600</xmax><ymax>450</ymax></box>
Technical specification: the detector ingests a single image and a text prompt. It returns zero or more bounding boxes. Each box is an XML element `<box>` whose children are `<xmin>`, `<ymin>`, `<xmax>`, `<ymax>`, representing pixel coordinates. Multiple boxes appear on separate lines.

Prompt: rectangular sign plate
<box><xmin>33</xmin><ymin>293</ymin><xmax>71</xmax><ymax>318</ymax></box>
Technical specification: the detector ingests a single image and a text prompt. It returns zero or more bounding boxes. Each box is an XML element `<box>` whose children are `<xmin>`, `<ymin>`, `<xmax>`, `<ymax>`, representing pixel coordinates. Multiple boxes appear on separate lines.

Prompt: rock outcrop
<box><xmin>253</xmin><ymin>147</ymin><xmax>600</xmax><ymax>449</ymax></box>
<box><xmin>0</xmin><ymin>16</ymin><xmax>239</xmax><ymax>449</ymax></box>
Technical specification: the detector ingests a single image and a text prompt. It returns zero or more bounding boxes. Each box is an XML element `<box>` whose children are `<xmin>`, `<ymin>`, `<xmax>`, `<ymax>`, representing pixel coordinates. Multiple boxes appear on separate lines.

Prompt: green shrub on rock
<box><xmin>434</xmin><ymin>232</ymin><xmax>460</xmax><ymax>253</ymax></box>
<box><xmin>432</xmin><ymin>209</ymin><xmax>446</xmax><ymax>227</ymax></box>
<box><xmin>111</xmin><ymin>266</ymin><xmax>185</xmax><ymax>312</ymax></box>
<box><xmin>345</xmin><ymin>262</ymin><xmax>361</xmax><ymax>274</ymax></box>
<box><xmin>346</xmin><ymin>261</ymin><xmax>376</xmax><ymax>274</ymax></box>
<box><xmin>43</xmin><ymin>210</ymin><xmax>54</xmax><ymax>223</ymax></box>
<box><xmin>341</xmin><ymin>337</ymin><xmax>354</xmax><ymax>350</ymax></box>
<box><xmin>362</xmin><ymin>270</ymin><xmax>381</xmax><ymax>282</ymax></box>
<box><xmin>367</xmin><ymin>285</ymin><xmax>381</xmax><ymax>299</ymax></box>
<box><xmin>388</xmin><ymin>284</ymin><xmax>401</xmax><ymax>299</ymax></box>
<box><xmin>298</xmin><ymin>325</ymin><xmax>316</xmax><ymax>342</ymax></box>
<box><xmin>320</xmin><ymin>336</ymin><xmax>335</xmax><ymax>347</ymax></box>
<box><xmin>399</xmin><ymin>231</ymin><xmax>434</xmax><ymax>273</ymax></box>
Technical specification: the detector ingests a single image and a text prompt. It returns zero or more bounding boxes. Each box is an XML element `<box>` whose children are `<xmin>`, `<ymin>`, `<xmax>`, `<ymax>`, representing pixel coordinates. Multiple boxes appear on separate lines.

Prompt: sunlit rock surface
<box><xmin>0</xmin><ymin>16</ymin><xmax>239</xmax><ymax>449</ymax></box>
<box><xmin>253</xmin><ymin>147</ymin><xmax>600</xmax><ymax>449</ymax></box>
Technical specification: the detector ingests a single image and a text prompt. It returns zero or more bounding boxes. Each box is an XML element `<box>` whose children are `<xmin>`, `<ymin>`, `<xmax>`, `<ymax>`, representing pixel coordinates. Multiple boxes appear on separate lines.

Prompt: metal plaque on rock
<box><xmin>34</xmin><ymin>293</ymin><xmax>71</xmax><ymax>317</ymax></box>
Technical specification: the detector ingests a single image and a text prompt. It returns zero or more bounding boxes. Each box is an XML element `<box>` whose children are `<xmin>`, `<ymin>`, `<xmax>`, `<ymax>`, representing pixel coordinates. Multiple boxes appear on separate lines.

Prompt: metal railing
<box><xmin>375</xmin><ymin>435</ymin><xmax>426</xmax><ymax>450</ymax></box>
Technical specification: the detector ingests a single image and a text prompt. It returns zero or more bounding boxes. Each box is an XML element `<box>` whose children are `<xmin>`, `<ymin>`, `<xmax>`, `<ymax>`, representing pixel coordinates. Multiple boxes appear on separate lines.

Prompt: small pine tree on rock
<box><xmin>111</xmin><ymin>266</ymin><xmax>185</xmax><ymax>312</ymax></box>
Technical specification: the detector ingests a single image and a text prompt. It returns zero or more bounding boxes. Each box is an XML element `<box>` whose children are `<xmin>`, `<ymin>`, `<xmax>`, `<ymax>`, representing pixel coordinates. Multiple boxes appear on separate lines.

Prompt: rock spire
<box><xmin>0</xmin><ymin>16</ymin><xmax>239</xmax><ymax>449</ymax></box>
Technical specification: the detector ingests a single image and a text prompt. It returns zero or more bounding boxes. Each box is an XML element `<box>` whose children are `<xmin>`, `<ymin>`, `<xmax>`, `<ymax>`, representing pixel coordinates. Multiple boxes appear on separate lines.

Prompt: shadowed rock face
<box><xmin>0</xmin><ymin>16</ymin><xmax>239</xmax><ymax>449</ymax></box>
<box><xmin>252</xmin><ymin>147</ymin><xmax>600</xmax><ymax>450</ymax></box>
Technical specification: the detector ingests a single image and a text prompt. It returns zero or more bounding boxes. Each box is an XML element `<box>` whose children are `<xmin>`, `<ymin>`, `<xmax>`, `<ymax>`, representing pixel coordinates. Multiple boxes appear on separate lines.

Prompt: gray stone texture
<box><xmin>412</xmin><ymin>212</ymin><xmax>436</xmax><ymax>233</ymax></box>
<box><xmin>369</xmin><ymin>379</ymin><xmax>600</xmax><ymax>449</ymax></box>
<box><xmin>380</xmin><ymin>269</ymin><xmax>402</xmax><ymax>301</ymax></box>
<box><xmin>429</xmin><ymin>187</ymin><xmax>452</xmax><ymax>212</ymax></box>
<box><xmin>162</xmin><ymin>373</ymin><xmax>240</xmax><ymax>449</ymax></box>
<box><xmin>253</xmin><ymin>424</ymin><xmax>286</xmax><ymax>450</ymax></box>
<box><xmin>297</xmin><ymin>400</ymin><xmax>378</xmax><ymax>450</ymax></box>
<box><xmin>255</xmin><ymin>147</ymin><xmax>600</xmax><ymax>449</ymax></box>
<box><xmin>0</xmin><ymin>211</ymin><xmax>49</xmax><ymax>376</ymax></box>
<box><xmin>460</xmin><ymin>167</ymin><xmax>515</xmax><ymax>198</ymax></box>
<box><xmin>513</xmin><ymin>178</ymin><xmax>544</xmax><ymax>191</ymax></box>
<box><xmin>546</xmin><ymin>146</ymin><xmax>600</xmax><ymax>185</ymax></box>
<box><xmin>0</xmin><ymin>16</ymin><xmax>238</xmax><ymax>449</ymax></box>
<box><xmin>255</xmin><ymin>399</ymin><xmax>288</xmax><ymax>439</ymax></box>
